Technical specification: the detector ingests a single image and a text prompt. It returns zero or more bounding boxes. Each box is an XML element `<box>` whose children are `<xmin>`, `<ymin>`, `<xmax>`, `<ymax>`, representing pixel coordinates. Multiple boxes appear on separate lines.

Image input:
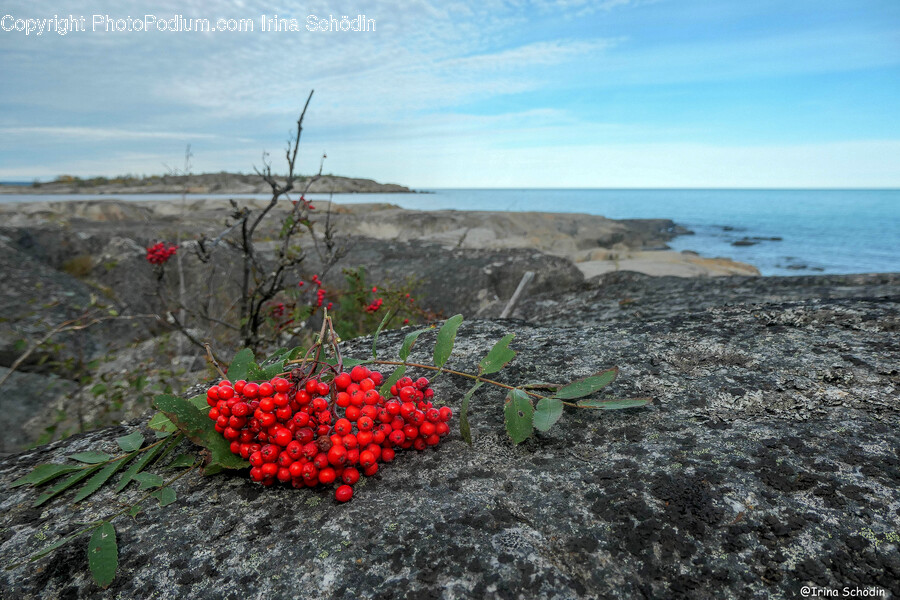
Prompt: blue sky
<box><xmin>0</xmin><ymin>0</ymin><xmax>898</xmax><ymax>187</ymax></box>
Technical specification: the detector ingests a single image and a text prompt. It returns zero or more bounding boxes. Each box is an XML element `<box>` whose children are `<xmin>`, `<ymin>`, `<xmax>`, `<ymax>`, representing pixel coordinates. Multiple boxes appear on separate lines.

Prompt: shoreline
<box><xmin>0</xmin><ymin>196</ymin><xmax>759</xmax><ymax>278</ymax></box>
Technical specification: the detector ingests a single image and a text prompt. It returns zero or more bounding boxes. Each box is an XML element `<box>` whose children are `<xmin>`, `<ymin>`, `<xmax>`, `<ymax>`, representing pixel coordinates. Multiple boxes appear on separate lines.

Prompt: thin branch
<box><xmin>0</xmin><ymin>313</ymin><xmax>161</xmax><ymax>391</ymax></box>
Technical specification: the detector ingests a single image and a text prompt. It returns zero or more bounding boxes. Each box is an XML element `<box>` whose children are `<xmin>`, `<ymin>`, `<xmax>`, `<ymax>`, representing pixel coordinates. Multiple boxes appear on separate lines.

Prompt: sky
<box><xmin>0</xmin><ymin>0</ymin><xmax>898</xmax><ymax>188</ymax></box>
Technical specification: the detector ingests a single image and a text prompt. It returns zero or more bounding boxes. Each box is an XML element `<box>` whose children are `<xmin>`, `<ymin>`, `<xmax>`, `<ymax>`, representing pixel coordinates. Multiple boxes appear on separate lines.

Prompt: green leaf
<box><xmin>150</xmin><ymin>487</ymin><xmax>177</xmax><ymax>507</ymax></box>
<box><xmin>116</xmin><ymin>431</ymin><xmax>144</xmax><ymax>452</ymax></box>
<box><xmin>129</xmin><ymin>505</ymin><xmax>142</xmax><ymax>519</ymax></box>
<box><xmin>553</xmin><ymin>368</ymin><xmax>618</xmax><ymax>400</ymax></box>
<box><xmin>254</xmin><ymin>360</ymin><xmax>286</xmax><ymax>381</ymax></box>
<box><xmin>132</xmin><ymin>473</ymin><xmax>164</xmax><ymax>490</ymax></box>
<box><xmin>479</xmin><ymin>334</ymin><xmax>516</xmax><ymax>375</ymax></box>
<box><xmin>165</xmin><ymin>454</ymin><xmax>196</xmax><ymax>469</ymax></box>
<box><xmin>73</xmin><ymin>454</ymin><xmax>135</xmax><ymax>503</ymax></box>
<box><xmin>503</xmin><ymin>389</ymin><xmax>534</xmax><ymax>445</ymax></box>
<box><xmin>116</xmin><ymin>441</ymin><xmax>167</xmax><ymax>492</ymax></box>
<box><xmin>371</xmin><ymin>309</ymin><xmax>396</xmax><ymax>359</ymax></box>
<box><xmin>187</xmin><ymin>394</ymin><xmax>209</xmax><ymax>410</ymax></box>
<box><xmin>263</xmin><ymin>348</ymin><xmax>290</xmax><ymax>365</ymax></box>
<box><xmin>148</xmin><ymin>412</ymin><xmax>177</xmax><ymax>433</ymax></box>
<box><xmin>29</xmin><ymin>533</ymin><xmax>80</xmax><ymax>561</ymax></box>
<box><xmin>70</xmin><ymin>451</ymin><xmax>113</xmax><ymax>464</ymax></box>
<box><xmin>10</xmin><ymin>464</ymin><xmax>83</xmax><ymax>488</ymax></box>
<box><xmin>379</xmin><ymin>365</ymin><xmax>406</xmax><ymax>397</ymax></box>
<box><xmin>149</xmin><ymin>434</ymin><xmax>183</xmax><ymax>469</ymax></box>
<box><xmin>153</xmin><ymin>395</ymin><xmax>248</xmax><ymax>472</ymax></box>
<box><xmin>533</xmin><ymin>398</ymin><xmax>564</xmax><ymax>432</ymax></box>
<box><xmin>286</xmin><ymin>346</ymin><xmax>305</xmax><ymax>360</ymax></box>
<box><xmin>398</xmin><ymin>328</ymin><xmax>430</xmax><ymax>362</ymax></box>
<box><xmin>226</xmin><ymin>348</ymin><xmax>256</xmax><ymax>382</ymax></box>
<box><xmin>33</xmin><ymin>465</ymin><xmax>103</xmax><ymax>507</ymax></box>
<box><xmin>90</xmin><ymin>383</ymin><xmax>107</xmax><ymax>397</ymax></box>
<box><xmin>327</xmin><ymin>357</ymin><xmax>369</xmax><ymax>369</ymax></box>
<box><xmin>459</xmin><ymin>382</ymin><xmax>484</xmax><ymax>445</ymax></box>
<box><xmin>88</xmin><ymin>522</ymin><xmax>117</xmax><ymax>589</ymax></box>
<box><xmin>577</xmin><ymin>397</ymin><xmax>653</xmax><ymax>410</ymax></box>
<box><xmin>433</xmin><ymin>314</ymin><xmax>464</xmax><ymax>369</ymax></box>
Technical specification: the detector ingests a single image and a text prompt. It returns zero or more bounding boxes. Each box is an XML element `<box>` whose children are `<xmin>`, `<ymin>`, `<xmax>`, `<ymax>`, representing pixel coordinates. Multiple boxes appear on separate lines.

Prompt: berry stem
<box><xmin>371</xmin><ymin>360</ymin><xmax>579</xmax><ymax>406</ymax></box>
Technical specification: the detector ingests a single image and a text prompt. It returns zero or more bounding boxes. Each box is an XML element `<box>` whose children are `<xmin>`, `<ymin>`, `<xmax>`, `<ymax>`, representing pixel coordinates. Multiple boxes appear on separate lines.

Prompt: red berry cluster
<box><xmin>365</xmin><ymin>297</ymin><xmax>384</xmax><ymax>313</ymax></box>
<box><xmin>205</xmin><ymin>365</ymin><xmax>452</xmax><ymax>502</ymax></box>
<box><xmin>146</xmin><ymin>242</ymin><xmax>178</xmax><ymax>265</ymax></box>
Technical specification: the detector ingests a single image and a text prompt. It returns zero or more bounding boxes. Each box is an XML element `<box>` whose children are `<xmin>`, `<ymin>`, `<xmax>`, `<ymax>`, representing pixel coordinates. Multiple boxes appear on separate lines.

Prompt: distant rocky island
<box><xmin>0</xmin><ymin>172</ymin><xmax>413</xmax><ymax>195</ymax></box>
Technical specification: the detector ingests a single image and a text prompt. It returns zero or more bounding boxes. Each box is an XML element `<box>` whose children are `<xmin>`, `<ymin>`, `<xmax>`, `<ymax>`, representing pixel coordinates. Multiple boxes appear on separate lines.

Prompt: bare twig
<box><xmin>0</xmin><ymin>313</ymin><xmax>161</xmax><ymax>390</ymax></box>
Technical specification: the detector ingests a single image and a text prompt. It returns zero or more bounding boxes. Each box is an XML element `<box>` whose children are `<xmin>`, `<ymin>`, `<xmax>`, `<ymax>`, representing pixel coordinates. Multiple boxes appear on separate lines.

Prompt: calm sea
<box><xmin>2</xmin><ymin>188</ymin><xmax>898</xmax><ymax>276</ymax></box>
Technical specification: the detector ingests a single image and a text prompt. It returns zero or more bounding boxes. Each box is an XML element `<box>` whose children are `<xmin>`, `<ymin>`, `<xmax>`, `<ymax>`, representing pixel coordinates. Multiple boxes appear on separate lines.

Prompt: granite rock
<box><xmin>1</xmin><ymin>290</ymin><xmax>898</xmax><ymax>599</ymax></box>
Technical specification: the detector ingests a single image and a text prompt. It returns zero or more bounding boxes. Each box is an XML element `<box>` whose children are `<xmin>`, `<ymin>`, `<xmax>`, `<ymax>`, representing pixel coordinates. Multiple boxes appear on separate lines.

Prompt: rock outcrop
<box><xmin>1</xmin><ymin>288</ymin><xmax>898</xmax><ymax>599</ymax></box>
<box><xmin>0</xmin><ymin>173</ymin><xmax>413</xmax><ymax>195</ymax></box>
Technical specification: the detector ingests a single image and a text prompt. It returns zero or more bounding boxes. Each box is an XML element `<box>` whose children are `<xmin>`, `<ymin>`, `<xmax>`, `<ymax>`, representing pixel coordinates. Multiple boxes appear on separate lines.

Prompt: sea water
<box><xmin>2</xmin><ymin>188</ymin><xmax>898</xmax><ymax>276</ymax></box>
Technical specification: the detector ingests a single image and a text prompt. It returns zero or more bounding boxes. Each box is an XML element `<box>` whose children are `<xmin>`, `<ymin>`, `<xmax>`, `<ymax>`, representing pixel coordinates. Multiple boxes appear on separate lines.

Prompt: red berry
<box><xmin>334</xmin><ymin>373</ymin><xmax>352</xmax><ymax>389</ymax></box>
<box><xmin>328</xmin><ymin>445</ymin><xmax>348</xmax><ymax>467</ymax></box>
<box><xmin>439</xmin><ymin>406</ymin><xmax>453</xmax><ymax>422</ymax></box>
<box><xmin>381</xmin><ymin>448</ymin><xmax>396</xmax><ymax>463</ymax></box>
<box><xmin>243</xmin><ymin>383</ymin><xmax>260</xmax><ymax>398</ymax></box>
<box><xmin>317</xmin><ymin>467</ymin><xmax>337</xmax><ymax>485</ymax></box>
<box><xmin>273</xmin><ymin>378</ymin><xmax>290</xmax><ymax>393</ymax></box>
<box><xmin>335</xmin><ymin>484</ymin><xmax>354</xmax><ymax>502</ymax></box>
<box><xmin>359</xmin><ymin>450</ymin><xmax>376</xmax><ymax>468</ymax></box>
<box><xmin>342</xmin><ymin>468</ymin><xmax>360</xmax><ymax>485</ymax></box>
<box><xmin>350</xmin><ymin>366</ymin><xmax>367</xmax><ymax>382</ymax></box>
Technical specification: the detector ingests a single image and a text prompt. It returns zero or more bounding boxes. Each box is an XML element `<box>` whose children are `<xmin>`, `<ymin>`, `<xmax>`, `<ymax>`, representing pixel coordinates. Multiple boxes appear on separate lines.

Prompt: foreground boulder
<box><xmin>1</xmin><ymin>292</ymin><xmax>898</xmax><ymax>599</ymax></box>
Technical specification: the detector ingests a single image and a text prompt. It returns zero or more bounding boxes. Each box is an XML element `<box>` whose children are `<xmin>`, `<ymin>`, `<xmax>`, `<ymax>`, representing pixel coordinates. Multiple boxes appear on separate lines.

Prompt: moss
<box><xmin>60</xmin><ymin>255</ymin><xmax>94</xmax><ymax>278</ymax></box>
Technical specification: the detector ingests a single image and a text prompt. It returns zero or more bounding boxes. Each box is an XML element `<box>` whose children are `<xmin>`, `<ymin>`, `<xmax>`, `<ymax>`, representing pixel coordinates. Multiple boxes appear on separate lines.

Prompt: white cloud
<box><xmin>0</xmin><ymin>126</ymin><xmax>235</xmax><ymax>142</ymax></box>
